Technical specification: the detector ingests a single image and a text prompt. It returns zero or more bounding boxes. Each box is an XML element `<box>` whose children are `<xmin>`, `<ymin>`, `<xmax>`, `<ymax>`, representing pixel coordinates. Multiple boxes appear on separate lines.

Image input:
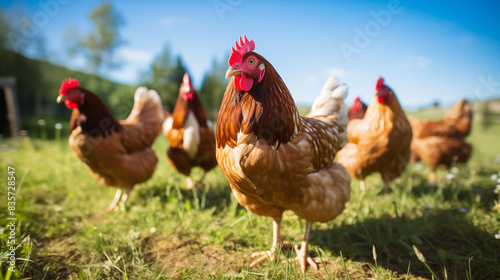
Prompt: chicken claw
<box><xmin>294</xmin><ymin>243</ymin><xmax>318</xmax><ymax>273</ymax></box>
<box><xmin>249</xmin><ymin>248</ymin><xmax>278</xmax><ymax>267</ymax></box>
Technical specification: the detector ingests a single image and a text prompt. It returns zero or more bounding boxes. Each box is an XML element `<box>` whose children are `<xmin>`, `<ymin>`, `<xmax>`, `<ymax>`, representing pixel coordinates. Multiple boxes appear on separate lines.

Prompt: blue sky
<box><xmin>1</xmin><ymin>0</ymin><xmax>499</xmax><ymax>108</ymax></box>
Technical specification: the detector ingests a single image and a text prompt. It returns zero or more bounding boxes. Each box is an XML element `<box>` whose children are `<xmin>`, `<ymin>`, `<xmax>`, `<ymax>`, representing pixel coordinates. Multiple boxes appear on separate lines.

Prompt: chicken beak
<box><xmin>225</xmin><ymin>67</ymin><xmax>242</xmax><ymax>79</ymax></box>
<box><xmin>56</xmin><ymin>95</ymin><xmax>65</xmax><ymax>103</ymax></box>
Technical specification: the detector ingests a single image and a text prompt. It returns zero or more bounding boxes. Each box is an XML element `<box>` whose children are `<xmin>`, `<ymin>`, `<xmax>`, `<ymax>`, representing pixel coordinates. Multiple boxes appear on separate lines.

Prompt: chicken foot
<box><xmin>250</xmin><ymin>218</ymin><xmax>284</xmax><ymax>267</ymax></box>
<box><xmin>293</xmin><ymin>221</ymin><xmax>318</xmax><ymax>273</ymax></box>
<box><xmin>249</xmin><ymin>218</ymin><xmax>318</xmax><ymax>273</ymax></box>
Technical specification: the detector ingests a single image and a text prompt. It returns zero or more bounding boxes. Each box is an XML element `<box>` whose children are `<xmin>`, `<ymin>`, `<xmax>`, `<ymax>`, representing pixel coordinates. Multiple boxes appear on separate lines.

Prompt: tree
<box><xmin>0</xmin><ymin>9</ymin><xmax>46</xmax><ymax>59</ymax></box>
<box><xmin>143</xmin><ymin>46</ymin><xmax>187</xmax><ymax>110</ymax></box>
<box><xmin>199</xmin><ymin>56</ymin><xmax>229</xmax><ymax>121</ymax></box>
<box><xmin>71</xmin><ymin>2</ymin><xmax>124</xmax><ymax>74</ymax></box>
<box><xmin>0</xmin><ymin>12</ymin><xmax>9</xmax><ymax>49</ymax></box>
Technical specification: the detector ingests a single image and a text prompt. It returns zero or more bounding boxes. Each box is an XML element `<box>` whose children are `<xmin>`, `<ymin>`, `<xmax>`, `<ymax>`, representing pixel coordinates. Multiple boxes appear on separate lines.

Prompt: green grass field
<box><xmin>1</xmin><ymin>107</ymin><xmax>500</xmax><ymax>279</ymax></box>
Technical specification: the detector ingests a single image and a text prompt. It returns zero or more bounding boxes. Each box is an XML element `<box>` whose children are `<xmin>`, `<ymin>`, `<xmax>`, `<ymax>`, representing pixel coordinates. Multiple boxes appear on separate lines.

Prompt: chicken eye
<box><xmin>248</xmin><ymin>58</ymin><xmax>255</xmax><ymax>65</ymax></box>
<box><xmin>72</xmin><ymin>90</ymin><xmax>77</xmax><ymax>95</ymax></box>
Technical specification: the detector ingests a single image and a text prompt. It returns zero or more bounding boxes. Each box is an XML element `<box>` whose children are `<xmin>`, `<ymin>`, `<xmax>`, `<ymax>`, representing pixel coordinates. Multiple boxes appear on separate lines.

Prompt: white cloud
<box><xmin>399</xmin><ymin>55</ymin><xmax>432</xmax><ymax>69</ymax></box>
<box><xmin>159</xmin><ymin>16</ymin><xmax>188</xmax><ymax>28</ymax></box>
<box><xmin>66</xmin><ymin>53</ymin><xmax>86</xmax><ymax>70</ymax></box>
<box><xmin>108</xmin><ymin>47</ymin><xmax>155</xmax><ymax>84</ymax></box>
<box><xmin>117</xmin><ymin>47</ymin><xmax>154</xmax><ymax>63</ymax></box>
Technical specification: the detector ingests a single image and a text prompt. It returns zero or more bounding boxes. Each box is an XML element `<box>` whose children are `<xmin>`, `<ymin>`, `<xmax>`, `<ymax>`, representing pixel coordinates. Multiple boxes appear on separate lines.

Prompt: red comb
<box><xmin>352</xmin><ymin>96</ymin><xmax>363</xmax><ymax>112</ymax></box>
<box><xmin>228</xmin><ymin>35</ymin><xmax>255</xmax><ymax>67</ymax></box>
<box><xmin>181</xmin><ymin>73</ymin><xmax>194</xmax><ymax>92</ymax></box>
<box><xmin>375</xmin><ymin>77</ymin><xmax>384</xmax><ymax>91</ymax></box>
<box><xmin>59</xmin><ymin>78</ymin><xmax>79</xmax><ymax>95</ymax></box>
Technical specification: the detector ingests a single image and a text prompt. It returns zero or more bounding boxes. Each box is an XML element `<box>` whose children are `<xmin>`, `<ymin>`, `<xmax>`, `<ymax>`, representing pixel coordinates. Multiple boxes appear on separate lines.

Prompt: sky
<box><xmin>1</xmin><ymin>0</ymin><xmax>500</xmax><ymax>109</ymax></box>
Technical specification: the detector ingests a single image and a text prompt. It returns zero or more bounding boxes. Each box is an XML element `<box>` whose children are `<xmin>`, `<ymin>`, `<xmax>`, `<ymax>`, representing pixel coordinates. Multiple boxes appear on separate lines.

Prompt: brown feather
<box><xmin>165</xmin><ymin>81</ymin><xmax>218</xmax><ymax>177</ymax></box>
<box><xmin>69</xmin><ymin>88</ymin><xmax>122</xmax><ymax>136</ymax></box>
<box><xmin>217</xmin><ymin>53</ymin><xmax>300</xmax><ymax>149</ymax></box>
<box><xmin>410</xmin><ymin>99</ymin><xmax>472</xmax><ymax>139</ymax></box>
<box><xmin>337</xmin><ymin>85</ymin><xmax>413</xmax><ymax>184</ymax></box>
<box><xmin>409</xmin><ymin>99</ymin><xmax>473</xmax><ymax>169</ymax></box>
<box><xmin>410</xmin><ymin>137</ymin><xmax>472</xmax><ymax>169</ymax></box>
<box><xmin>68</xmin><ymin>87</ymin><xmax>164</xmax><ymax>189</ymax></box>
<box><xmin>216</xmin><ymin>51</ymin><xmax>350</xmax><ymax>223</ymax></box>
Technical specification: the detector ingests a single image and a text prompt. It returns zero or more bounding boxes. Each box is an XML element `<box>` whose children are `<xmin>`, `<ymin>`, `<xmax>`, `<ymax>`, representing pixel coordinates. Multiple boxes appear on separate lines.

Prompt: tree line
<box><xmin>0</xmin><ymin>2</ymin><xmax>228</xmax><ymax>126</ymax></box>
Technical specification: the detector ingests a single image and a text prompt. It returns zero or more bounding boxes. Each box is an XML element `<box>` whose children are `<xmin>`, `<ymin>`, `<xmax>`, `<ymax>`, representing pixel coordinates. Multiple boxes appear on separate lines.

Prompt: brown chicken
<box><xmin>337</xmin><ymin>77</ymin><xmax>412</xmax><ymax>193</ymax></box>
<box><xmin>410</xmin><ymin>99</ymin><xmax>472</xmax><ymax>139</ymax></box>
<box><xmin>409</xmin><ymin>99</ymin><xmax>473</xmax><ymax>181</ymax></box>
<box><xmin>57</xmin><ymin>78</ymin><xmax>164</xmax><ymax>213</ymax></box>
<box><xmin>348</xmin><ymin>96</ymin><xmax>367</xmax><ymax>121</ymax></box>
<box><xmin>216</xmin><ymin>35</ymin><xmax>351</xmax><ymax>273</ymax></box>
<box><xmin>163</xmin><ymin>73</ymin><xmax>217</xmax><ymax>189</ymax></box>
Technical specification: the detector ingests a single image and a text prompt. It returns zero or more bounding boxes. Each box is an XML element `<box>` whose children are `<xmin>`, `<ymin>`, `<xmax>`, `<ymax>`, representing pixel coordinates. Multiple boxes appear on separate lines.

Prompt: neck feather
<box><xmin>217</xmin><ymin>55</ymin><xmax>300</xmax><ymax>148</ymax></box>
<box><xmin>71</xmin><ymin>89</ymin><xmax>121</xmax><ymax>137</ymax></box>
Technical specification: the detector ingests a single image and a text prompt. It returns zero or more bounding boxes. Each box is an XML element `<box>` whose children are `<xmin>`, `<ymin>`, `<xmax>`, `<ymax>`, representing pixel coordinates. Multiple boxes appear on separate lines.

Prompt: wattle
<box><xmin>65</xmin><ymin>99</ymin><xmax>78</xmax><ymax>109</ymax></box>
<box><xmin>377</xmin><ymin>95</ymin><xmax>387</xmax><ymax>105</ymax></box>
<box><xmin>234</xmin><ymin>74</ymin><xmax>253</xmax><ymax>92</ymax></box>
<box><xmin>240</xmin><ymin>73</ymin><xmax>254</xmax><ymax>92</ymax></box>
<box><xmin>234</xmin><ymin>76</ymin><xmax>242</xmax><ymax>91</ymax></box>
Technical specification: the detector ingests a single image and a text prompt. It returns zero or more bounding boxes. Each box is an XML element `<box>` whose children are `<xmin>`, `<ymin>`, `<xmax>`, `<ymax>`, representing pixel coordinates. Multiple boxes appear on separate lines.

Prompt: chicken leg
<box><xmin>102</xmin><ymin>187</ymin><xmax>132</xmax><ymax>213</ymax></box>
<box><xmin>250</xmin><ymin>217</ymin><xmax>283</xmax><ymax>267</ymax></box>
<box><xmin>186</xmin><ymin>171</ymin><xmax>209</xmax><ymax>190</ymax></box>
<box><xmin>195</xmin><ymin>171</ymin><xmax>208</xmax><ymax>189</ymax></box>
<box><xmin>186</xmin><ymin>177</ymin><xmax>194</xmax><ymax>190</ymax></box>
<box><xmin>359</xmin><ymin>180</ymin><xmax>366</xmax><ymax>191</ymax></box>
<box><xmin>294</xmin><ymin>221</ymin><xmax>318</xmax><ymax>273</ymax></box>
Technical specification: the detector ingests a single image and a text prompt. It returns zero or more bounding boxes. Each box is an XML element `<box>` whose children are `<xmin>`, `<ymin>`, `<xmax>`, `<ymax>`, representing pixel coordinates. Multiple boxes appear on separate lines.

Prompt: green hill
<box><xmin>0</xmin><ymin>48</ymin><xmax>136</xmax><ymax>138</ymax></box>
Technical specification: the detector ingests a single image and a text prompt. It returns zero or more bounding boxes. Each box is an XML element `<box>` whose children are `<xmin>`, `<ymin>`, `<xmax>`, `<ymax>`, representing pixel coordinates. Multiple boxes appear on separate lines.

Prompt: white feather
<box><xmin>309</xmin><ymin>76</ymin><xmax>348</xmax><ymax>117</ymax></box>
<box><xmin>163</xmin><ymin>116</ymin><xmax>173</xmax><ymax>135</ymax></box>
<box><xmin>147</xmin><ymin>89</ymin><xmax>161</xmax><ymax>103</ymax></box>
<box><xmin>183</xmin><ymin>111</ymin><xmax>200</xmax><ymax>159</ymax></box>
<box><xmin>134</xmin><ymin>86</ymin><xmax>149</xmax><ymax>104</ymax></box>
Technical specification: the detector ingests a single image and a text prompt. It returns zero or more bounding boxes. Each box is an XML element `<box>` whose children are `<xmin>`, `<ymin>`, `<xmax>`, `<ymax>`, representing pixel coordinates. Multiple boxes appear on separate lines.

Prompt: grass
<box><xmin>1</xmin><ymin>114</ymin><xmax>500</xmax><ymax>279</ymax></box>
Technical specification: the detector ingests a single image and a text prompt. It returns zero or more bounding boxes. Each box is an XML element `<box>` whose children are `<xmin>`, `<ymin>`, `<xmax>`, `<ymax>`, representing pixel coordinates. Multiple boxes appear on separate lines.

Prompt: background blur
<box><xmin>0</xmin><ymin>0</ymin><xmax>499</xmax><ymax>136</ymax></box>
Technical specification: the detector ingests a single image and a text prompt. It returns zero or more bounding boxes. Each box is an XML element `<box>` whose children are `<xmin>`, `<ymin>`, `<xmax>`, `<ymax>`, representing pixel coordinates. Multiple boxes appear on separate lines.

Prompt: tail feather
<box><xmin>444</xmin><ymin>99</ymin><xmax>472</xmax><ymax>136</ymax></box>
<box><xmin>119</xmin><ymin>86</ymin><xmax>165</xmax><ymax>150</ymax></box>
<box><xmin>162</xmin><ymin>115</ymin><xmax>174</xmax><ymax>136</ymax></box>
<box><xmin>307</xmin><ymin>76</ymin><xmax>348</xmax><ymax>121</ymax></box>
<box><xmin>124</xmin><ymin>87</ymin><xmax>164</xmax><ymax>125</ymax></box>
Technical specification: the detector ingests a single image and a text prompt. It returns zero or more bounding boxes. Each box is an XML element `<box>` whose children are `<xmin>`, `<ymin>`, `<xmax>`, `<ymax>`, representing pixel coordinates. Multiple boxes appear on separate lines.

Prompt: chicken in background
<box><xmin>163</xmin><ymin>73</ymin><xmax>218</xmax><ymax>189</ymax></box>
<box><xmin>56</xmin><ymin>78</ymin><xmax>164</xmax><ymax>213</ymax></box>
<box><xmin>216</xmin><ymin>35</ymin><xmax>351</xmax><ymax>273</ymax></box>
<box><xmin>348</xmin><ymin>96</ymin><xmax>367</xmax><ymax>121</ymax></box>
<box><xmin>337</xmin><ymin>77</ymin><xmax>412</xmax><ymax>193</ymax></box>
<box><xmin>409</xmin><ymin>99</ymin><xmax>473</xmax><ymax>182</ymax></box>
<box><xmin>410</xmin><ymin>99</ymin><xmax>472</xmax><ymax>139</ymax></box>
